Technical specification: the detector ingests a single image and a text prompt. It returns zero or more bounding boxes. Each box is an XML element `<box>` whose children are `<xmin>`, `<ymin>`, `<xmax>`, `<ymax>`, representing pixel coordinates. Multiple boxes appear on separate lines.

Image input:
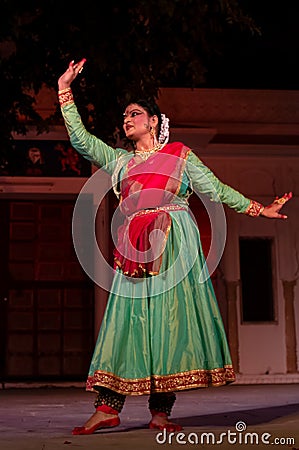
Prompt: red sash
<box><xmin>113</xmin><ymin>142</ymin><xmax>190</xmax><ymax>277</ymax></box>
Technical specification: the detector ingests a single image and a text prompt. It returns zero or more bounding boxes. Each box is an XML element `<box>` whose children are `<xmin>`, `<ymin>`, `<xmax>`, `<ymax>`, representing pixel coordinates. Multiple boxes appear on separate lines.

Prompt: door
<box><xmin>0</xmin><ymin>199</ymin><xmax>94</xmax><ymax>381</ymax></box>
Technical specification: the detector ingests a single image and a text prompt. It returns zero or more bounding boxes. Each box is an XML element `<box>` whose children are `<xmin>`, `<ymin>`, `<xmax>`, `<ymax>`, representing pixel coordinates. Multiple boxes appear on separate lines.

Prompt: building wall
<box><xmin>1</xmin><ymin>87</ymin><xmax>298</xmax><ymax>382</ymax></box>
<box><xmin>158</xmin><ymin>88</ymin><xmax>299</xmax><ymax>381</ymax></box>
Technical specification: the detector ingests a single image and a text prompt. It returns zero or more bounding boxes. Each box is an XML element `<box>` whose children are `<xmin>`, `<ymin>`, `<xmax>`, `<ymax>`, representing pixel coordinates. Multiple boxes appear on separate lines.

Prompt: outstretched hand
<box><xmin>261</xmin><ymin>192</ymin><xmax>293</xmax><ymax>219</ymax></box>
<box><xmin>58</xmin><ymin>58</ymin><xmax>86</xmax><ymax>91</ymax></box>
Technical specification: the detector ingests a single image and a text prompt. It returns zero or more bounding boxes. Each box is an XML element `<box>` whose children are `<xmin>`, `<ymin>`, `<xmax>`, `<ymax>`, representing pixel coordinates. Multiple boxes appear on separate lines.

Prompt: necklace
<box><xmin>135</xmin><ymin>144</ymin><xmax>162</xmax><ymax>161</ymax></box>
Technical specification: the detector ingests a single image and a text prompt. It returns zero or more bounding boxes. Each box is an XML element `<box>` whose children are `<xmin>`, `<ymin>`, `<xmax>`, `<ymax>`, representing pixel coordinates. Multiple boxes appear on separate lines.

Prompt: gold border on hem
<box><xmin>86</xmin><ymin>366</ymin><xmax>236</xmax><ymax>396</ymax></box>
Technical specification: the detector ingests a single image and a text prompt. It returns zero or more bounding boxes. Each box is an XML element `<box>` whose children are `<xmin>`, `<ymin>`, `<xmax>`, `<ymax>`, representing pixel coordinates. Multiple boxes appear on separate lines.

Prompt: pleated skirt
<box><xmin>86</xmin><ymin>209</ymin><xmax>235</xmax><ymax>395</ymax></box>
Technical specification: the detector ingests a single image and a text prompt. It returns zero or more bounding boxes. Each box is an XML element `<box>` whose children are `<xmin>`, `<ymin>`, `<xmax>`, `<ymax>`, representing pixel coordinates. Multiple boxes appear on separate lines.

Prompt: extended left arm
<box><xmin>186</xmin><ymin>151</ymin><xmax>292</xmax><ymax>218</ymax></box>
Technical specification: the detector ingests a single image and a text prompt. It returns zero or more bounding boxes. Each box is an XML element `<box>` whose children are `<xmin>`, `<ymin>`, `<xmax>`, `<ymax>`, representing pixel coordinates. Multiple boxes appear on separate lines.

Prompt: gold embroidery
<box><xmin>245</xmin><ymin>200</ymin><xmax>264</xmax><ymax>217</ymax></box>
<box><xmin>86</xmin><ymin>366</ymin><xmax>235</xmax><ymax>395</ymax></box>
<box><xmin>58</xmin><ymin>87</ymin><xmax>74</xmax><ymax>107</ymax></box>
<box><xmin>128</xmin><ymin>204</ymin><xmax>187</xmax><ymax>219</ymax></box>
<box><xmin>174</xmin><ymin>146</ymin><xmax>192</xmax><ymax>196</ymax></box>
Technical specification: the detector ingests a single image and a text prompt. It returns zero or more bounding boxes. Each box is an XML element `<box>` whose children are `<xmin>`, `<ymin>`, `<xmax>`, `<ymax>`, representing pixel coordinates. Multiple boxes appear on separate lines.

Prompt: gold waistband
<box><xmin>128</xmin><ymin>204</ymin><xmax>187</xmax><ymax>220</ymax></box>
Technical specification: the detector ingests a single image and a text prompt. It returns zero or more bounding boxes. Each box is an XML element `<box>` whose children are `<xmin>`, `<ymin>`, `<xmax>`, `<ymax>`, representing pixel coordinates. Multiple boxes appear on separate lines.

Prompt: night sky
<box><xmin>205</xmin><ymin>1</ymin><xmax>299</xmax><ymax>90</ymax></box>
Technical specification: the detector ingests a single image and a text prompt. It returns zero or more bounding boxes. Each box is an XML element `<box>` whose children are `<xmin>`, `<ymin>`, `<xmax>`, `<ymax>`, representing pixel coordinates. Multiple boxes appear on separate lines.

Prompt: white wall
<box><xmin>185</xmin><ymin>152</ymin><xmax>299</xmax><ymax>375</ymax></box>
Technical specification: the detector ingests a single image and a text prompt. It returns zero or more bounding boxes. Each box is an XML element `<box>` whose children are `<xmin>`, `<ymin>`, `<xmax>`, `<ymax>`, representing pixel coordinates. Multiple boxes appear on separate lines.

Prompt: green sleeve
<box><xmin>60</xmin><ymin>102</ymin><xmax>128</xmax><ymax>175</ymax></box>
<box><xmin>186</xmin><ymin>151</ymin><xmax>250</xmax><ymax>213</ymax></box>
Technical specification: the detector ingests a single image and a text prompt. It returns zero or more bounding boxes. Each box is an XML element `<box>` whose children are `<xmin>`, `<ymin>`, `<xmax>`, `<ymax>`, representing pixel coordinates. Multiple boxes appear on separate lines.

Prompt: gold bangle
<box><xmin>58</xmin><ymin>87</ymin><xmax>74</xmax><ymax>107</ymax></box>
<box><xmin>58</xmin><ymin>87</ymin><xmax>72</xmax><ymax>94</ymax></box>
<box><xmin>245</xmin><ymin>200</ymin><xmax>265</xmax><ymax>217</ymax></box>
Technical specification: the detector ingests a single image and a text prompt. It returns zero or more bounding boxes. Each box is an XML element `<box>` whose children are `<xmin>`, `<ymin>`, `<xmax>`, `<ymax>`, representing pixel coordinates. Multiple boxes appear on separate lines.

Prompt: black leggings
<box><xmin>94</xmin><ymin>387</ymin><xmax>176</xmax><ymax>416</ymax></box>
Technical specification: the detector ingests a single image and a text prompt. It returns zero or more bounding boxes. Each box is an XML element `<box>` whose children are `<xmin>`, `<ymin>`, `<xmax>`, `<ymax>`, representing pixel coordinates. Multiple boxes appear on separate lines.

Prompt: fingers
<box><xmin>283</xmin><ymin>191</ymin><xmax>293</xmax><ymax>202</ymax></box>
<box><xmin>58</xmin><ymin>58</ymin><xmax>87</xmax><ymax>91</ymax></box>
<box><xmin>263</xmin><ymin>191</ymin><xmax>292</xmax><ymax>220</ymax></box>
<box><xmin>279</xmin><ymin>213</ymin><xmax>288</xmax><ymax>219</ymax></box>
<box><xmin>272</xmin><ymin>208</ymin><xmax>287</xmax><ymax>219</ymax></box>
<box><xmin>273</xmin><ymin>191</ymin><xmax>293</xmax><ymax>206</ymax></box>
<box><xmin>275</xmin><ymin>192</ymin><xmax>292</xmax><ymax>219</ymax></box>
<box><xmin>69</xmin><ymin>58</ymin><xmax>86</xmax><ymax>75</ymax></box>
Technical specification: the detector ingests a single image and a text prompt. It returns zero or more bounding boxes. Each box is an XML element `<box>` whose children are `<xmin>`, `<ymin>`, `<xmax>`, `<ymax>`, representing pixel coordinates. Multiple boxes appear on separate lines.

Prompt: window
<box><xmin>239</xmin><ymin>237</ymin><xmax>275</xmax><ymax>322</ymax></box>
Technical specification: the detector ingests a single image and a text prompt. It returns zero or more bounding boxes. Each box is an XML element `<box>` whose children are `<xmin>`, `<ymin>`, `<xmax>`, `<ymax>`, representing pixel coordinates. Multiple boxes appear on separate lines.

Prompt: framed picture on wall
<box><xmin>5</xmin><ymin>139</ymin><xmax>91</xmax><ymax>177</ymax></box>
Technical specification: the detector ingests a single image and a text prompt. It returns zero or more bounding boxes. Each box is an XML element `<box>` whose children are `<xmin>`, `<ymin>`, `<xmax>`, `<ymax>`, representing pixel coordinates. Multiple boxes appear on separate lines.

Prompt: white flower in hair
<box><xmin>158</xmin><ymin>113</ymin><xmax>170</xmax><ymax>145</ymax></box>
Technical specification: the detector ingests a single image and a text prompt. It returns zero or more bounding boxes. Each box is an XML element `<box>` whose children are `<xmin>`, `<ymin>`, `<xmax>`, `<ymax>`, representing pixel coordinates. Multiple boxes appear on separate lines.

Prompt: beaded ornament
<box><xmin>158</xmin><ymin>113</ymin><xmax>170</xmax><ymax>145</ymax></box>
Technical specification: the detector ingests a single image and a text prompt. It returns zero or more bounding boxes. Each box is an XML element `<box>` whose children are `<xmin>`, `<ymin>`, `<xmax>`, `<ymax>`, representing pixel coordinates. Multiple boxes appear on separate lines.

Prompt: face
<box><xmin>123</xmin><ymin>103</ymin><xmax>156</xmax><ymax>141</ymax></box>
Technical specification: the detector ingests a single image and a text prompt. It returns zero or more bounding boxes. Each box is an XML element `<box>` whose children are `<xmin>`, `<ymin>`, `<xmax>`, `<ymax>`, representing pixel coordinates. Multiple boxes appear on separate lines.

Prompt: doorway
<box><xmin>0</xmin><ymin>199</ymin><xmax>94</xmax><ymax>382</ymax></box>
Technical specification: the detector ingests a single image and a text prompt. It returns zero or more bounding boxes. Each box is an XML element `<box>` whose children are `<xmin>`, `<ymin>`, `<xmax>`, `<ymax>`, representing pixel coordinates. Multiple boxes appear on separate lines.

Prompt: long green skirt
<box><xmin>87</xmin><ymin>210</ymin><xmax>235</xmax><ymax>395</ymax></box>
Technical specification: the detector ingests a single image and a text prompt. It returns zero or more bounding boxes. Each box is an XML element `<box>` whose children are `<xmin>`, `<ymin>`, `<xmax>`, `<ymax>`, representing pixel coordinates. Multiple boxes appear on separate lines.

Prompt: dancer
<box><xmin>58</xmin><ymin>58</ymin><xmax>292</xmax><ymax>434</ymax></box>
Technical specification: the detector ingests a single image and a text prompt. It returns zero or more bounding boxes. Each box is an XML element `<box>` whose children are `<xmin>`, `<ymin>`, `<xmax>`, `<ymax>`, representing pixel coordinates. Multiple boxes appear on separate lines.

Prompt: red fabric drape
<box><xmin>113</xmin><ymin>142</ymin><xmax>190</xmax><ymax>277</ymax></box>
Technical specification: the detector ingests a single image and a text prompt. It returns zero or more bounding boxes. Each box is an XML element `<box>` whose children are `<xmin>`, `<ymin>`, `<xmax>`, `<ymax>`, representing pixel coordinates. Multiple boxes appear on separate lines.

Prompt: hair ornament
<box><xmin>158</xmin><ymin>114</ymin><xmax>170</xmax><ymax>145</ymax></box>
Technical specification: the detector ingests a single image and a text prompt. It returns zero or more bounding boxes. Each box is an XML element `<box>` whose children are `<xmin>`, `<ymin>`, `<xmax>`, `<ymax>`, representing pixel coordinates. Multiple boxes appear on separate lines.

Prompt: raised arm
<box><xmin>58</xmin><ymin>59</ymin><xmax>126</xmax><ymax>174</ymax></box>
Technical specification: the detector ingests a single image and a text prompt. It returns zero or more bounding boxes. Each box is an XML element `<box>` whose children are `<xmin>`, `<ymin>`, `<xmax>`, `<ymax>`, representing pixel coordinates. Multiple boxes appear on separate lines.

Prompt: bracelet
<box><xmin>58</xmin><ymin>87</ymin><xmax>74</xmax><ymax>107</ymax></box>
<box><xmin>245</xmin><ymin>200</ymin><xmax>265</xmax><ymax>217</ymax></box>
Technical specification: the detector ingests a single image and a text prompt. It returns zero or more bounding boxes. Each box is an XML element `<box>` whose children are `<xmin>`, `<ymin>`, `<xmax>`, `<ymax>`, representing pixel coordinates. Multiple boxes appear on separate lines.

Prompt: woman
<box><xmin>58</xmin><ymin>59</ymin><xmax>292</xmax><ymax>434</ymax></box>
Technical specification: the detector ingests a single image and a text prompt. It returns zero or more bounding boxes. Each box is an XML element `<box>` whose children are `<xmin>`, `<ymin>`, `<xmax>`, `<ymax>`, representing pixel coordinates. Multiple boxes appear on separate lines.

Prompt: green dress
<box><xmin>61</xmin><ymin>102</ymin><xmax>251</xmax><ymax>396</ymax></box>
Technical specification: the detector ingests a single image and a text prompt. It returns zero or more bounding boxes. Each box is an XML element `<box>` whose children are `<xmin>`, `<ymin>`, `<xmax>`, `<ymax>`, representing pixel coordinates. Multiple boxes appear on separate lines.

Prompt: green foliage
<box><xmin>0</xmin><ymin>0</ymin><xmax>259</xmax><ymax>168</ymax></box>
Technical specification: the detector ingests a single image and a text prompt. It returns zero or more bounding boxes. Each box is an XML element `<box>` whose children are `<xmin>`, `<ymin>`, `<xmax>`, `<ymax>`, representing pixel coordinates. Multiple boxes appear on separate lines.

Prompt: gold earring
<box><xmin>150</xmin><ymin>127</ymin><xmax>155</xmax><ymax>137</ymax></box>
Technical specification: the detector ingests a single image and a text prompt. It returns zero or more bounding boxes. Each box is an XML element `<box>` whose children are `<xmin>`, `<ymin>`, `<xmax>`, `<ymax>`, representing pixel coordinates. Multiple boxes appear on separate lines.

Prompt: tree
<box><xmin>0</xmin><ymin>0</ymin><xmax>259</xmax><ymax>171</ymax></box>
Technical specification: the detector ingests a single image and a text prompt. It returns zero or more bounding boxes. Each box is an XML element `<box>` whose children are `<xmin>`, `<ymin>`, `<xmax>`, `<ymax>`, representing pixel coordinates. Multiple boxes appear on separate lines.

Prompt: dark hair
<box><xmin>126</xmin><ymin>98</ymin><xmax>162</xmax><ymax>137</ymax></box>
